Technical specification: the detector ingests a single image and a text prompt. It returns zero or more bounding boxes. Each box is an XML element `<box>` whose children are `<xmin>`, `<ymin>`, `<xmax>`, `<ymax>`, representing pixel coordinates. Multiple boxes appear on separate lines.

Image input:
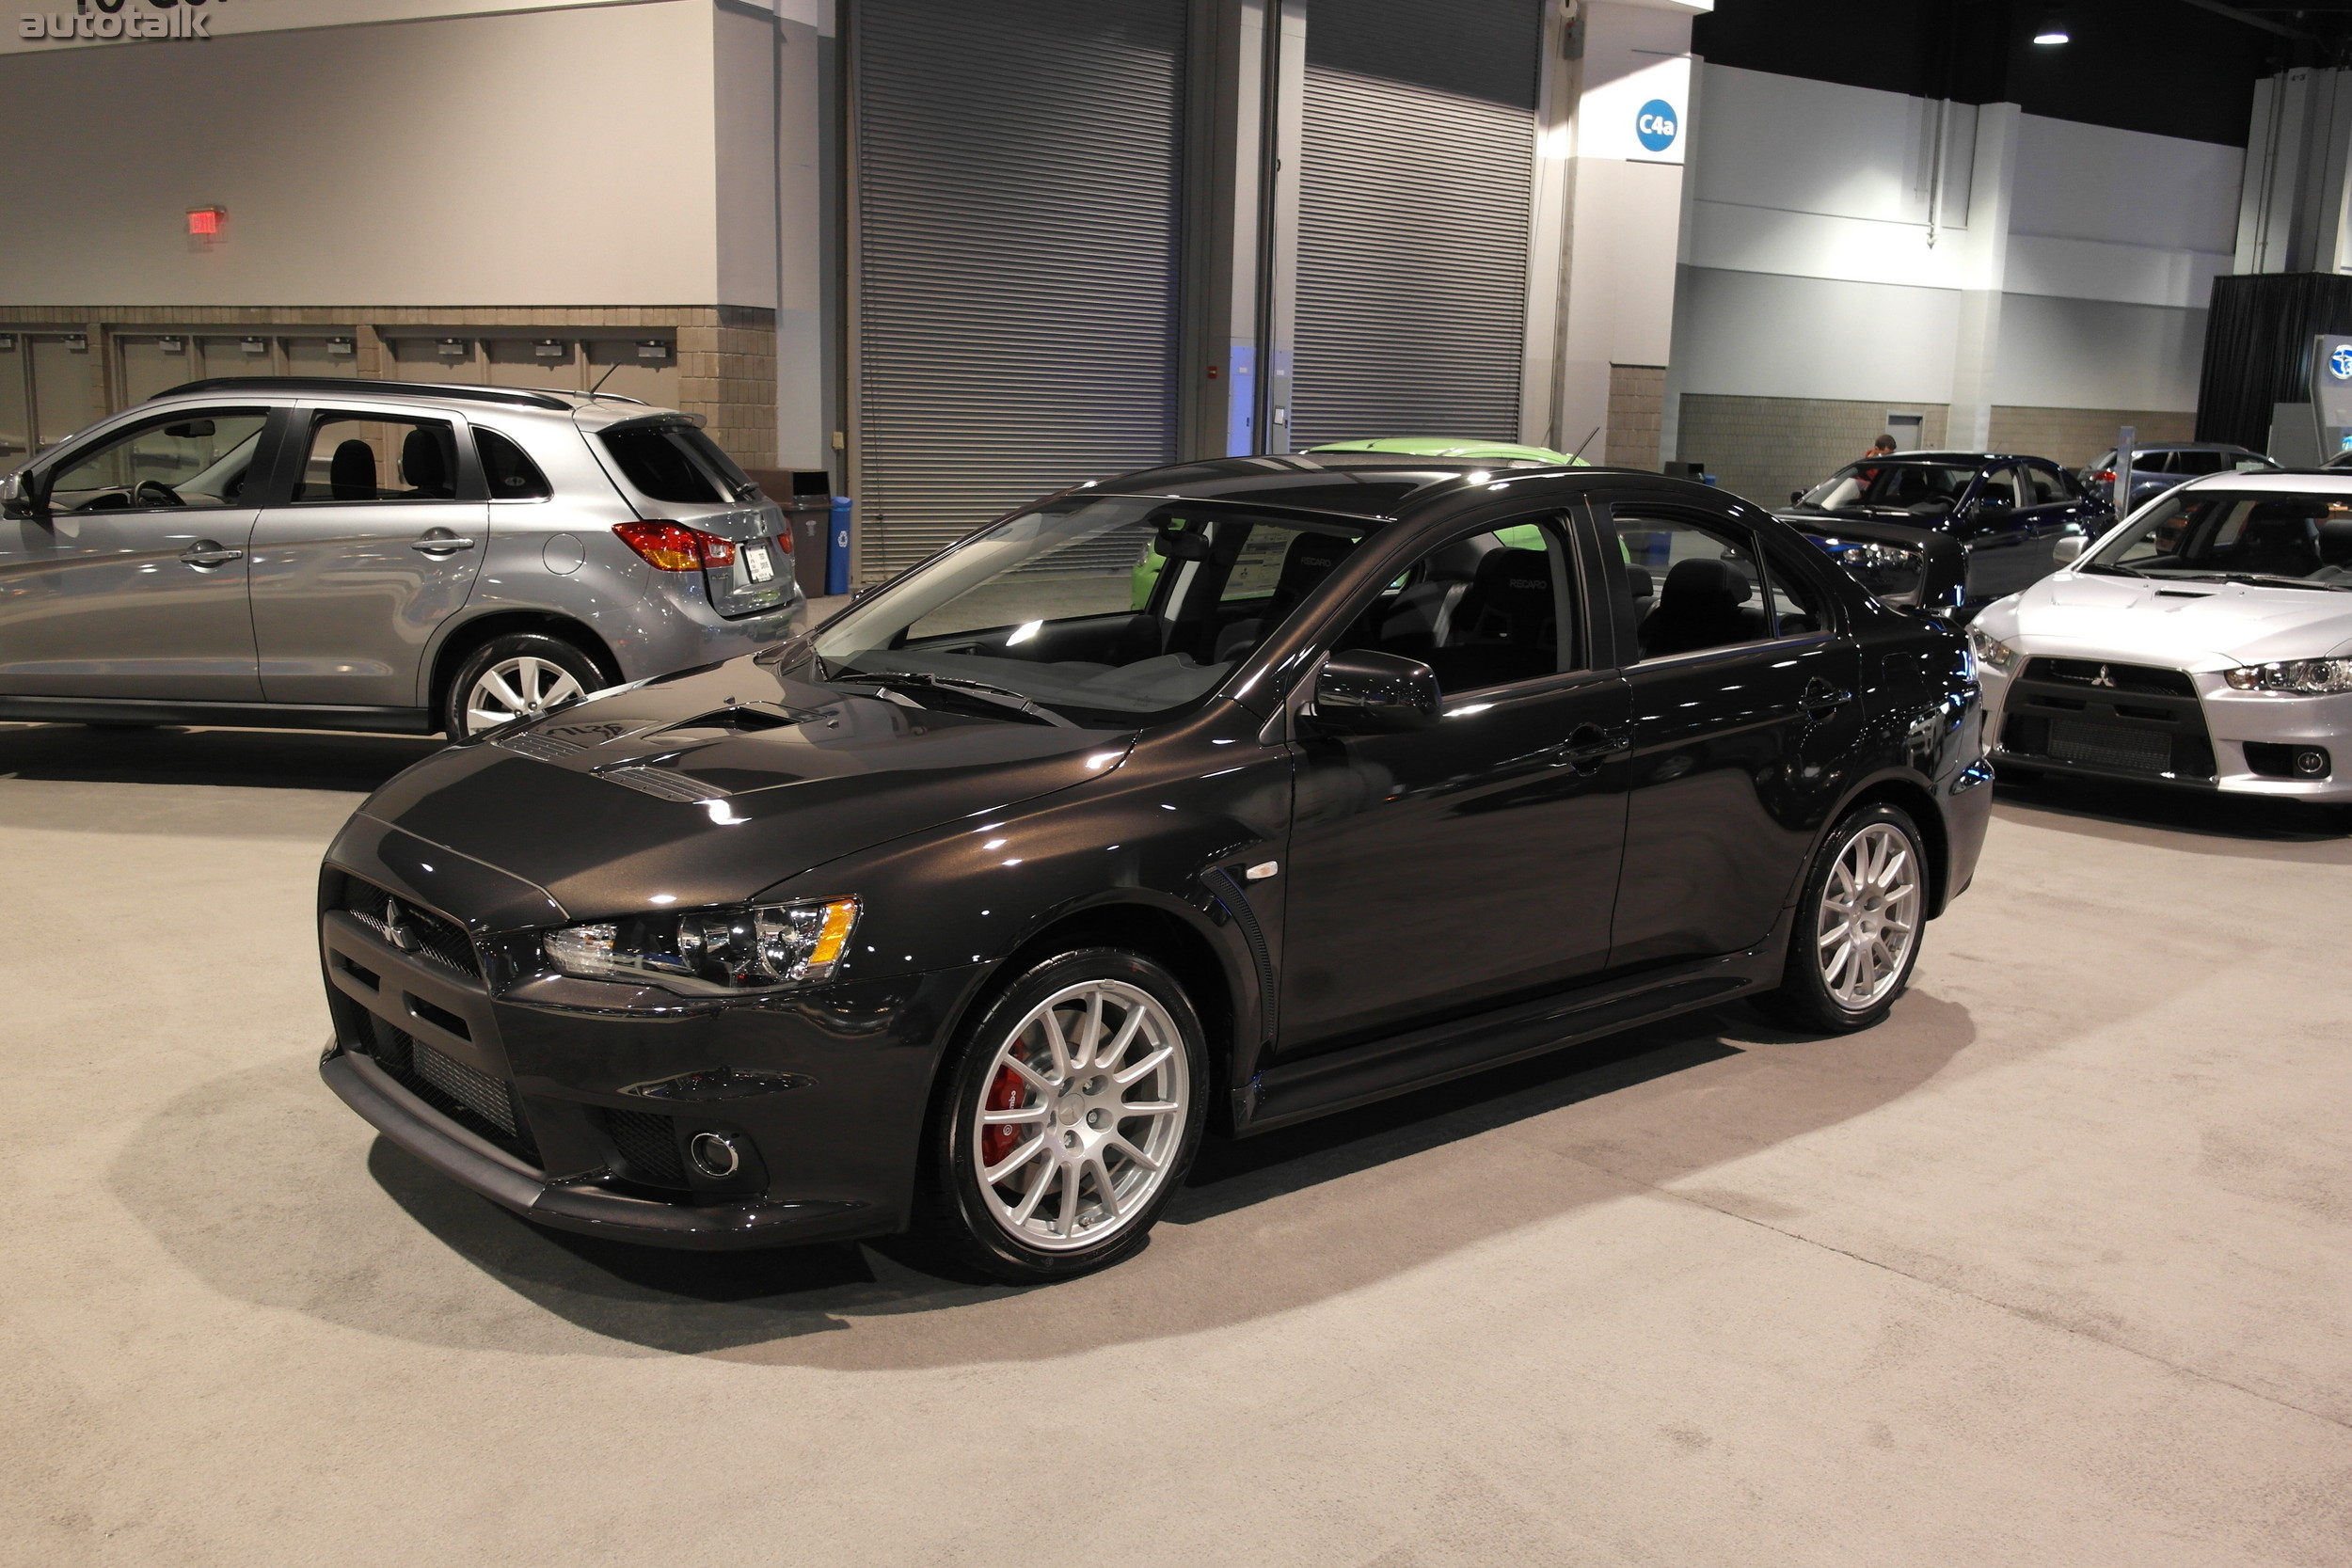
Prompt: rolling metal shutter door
<box><xmin>851</xmin><ymin>0</ymin><xmax>1186</xmax><ymax>579</ymax></box>
<box><xmin>1292</xmin><ymin>0</ymin><xmax>1541</xmax><ymax>450</ymax></box>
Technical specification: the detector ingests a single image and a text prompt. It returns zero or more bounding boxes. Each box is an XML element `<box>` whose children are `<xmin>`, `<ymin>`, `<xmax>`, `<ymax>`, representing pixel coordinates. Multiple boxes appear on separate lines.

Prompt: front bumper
<box><xmin>317</xmin><ymin>837</ymin><xmax>987</xmax><ymax>1249</ymax></box>
<box><xmin>1983</xmin><ymin>657</ymin><xmax>2352</xmax><ymax>801</ymax></box>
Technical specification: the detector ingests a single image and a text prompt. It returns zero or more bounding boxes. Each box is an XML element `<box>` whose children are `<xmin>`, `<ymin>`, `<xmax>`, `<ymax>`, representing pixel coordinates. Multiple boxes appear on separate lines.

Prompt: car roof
<box><xmin>2175</xmin><ymin>468</ymin><xmax>2352</xmax><ymax>495</ymax></box>
<box><xmin>1081</xmin><ymin>454</ymin><xmax>1660</xmax><ymax>520</ymax></box>
<box><xmin>1869</xmin><ymin>451</ymin><xmax>2057</xmax><ymax>465</ymax></box>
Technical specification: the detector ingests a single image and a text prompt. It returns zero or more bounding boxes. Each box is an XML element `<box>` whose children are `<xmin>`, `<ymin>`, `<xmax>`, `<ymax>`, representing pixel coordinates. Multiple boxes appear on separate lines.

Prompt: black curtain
<box><xmin>2196</xmin><ymin>274</ymin><xmax>2352</xmax><ymax>450</ymax></box>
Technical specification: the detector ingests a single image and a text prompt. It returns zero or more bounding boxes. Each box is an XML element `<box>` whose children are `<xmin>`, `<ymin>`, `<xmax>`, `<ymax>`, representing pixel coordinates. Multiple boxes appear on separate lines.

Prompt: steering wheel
<box><xmin>135</xmin><ymin>481</ymin><xmax>185</xmax><ymax>507</ymax></box>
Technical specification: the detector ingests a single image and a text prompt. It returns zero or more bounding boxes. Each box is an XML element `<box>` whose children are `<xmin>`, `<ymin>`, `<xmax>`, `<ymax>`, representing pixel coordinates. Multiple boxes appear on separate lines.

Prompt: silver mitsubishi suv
<box><xmin>0</xmin><ymin>376</ymin><xmax>805</xmax><ymax>736</ymax></box>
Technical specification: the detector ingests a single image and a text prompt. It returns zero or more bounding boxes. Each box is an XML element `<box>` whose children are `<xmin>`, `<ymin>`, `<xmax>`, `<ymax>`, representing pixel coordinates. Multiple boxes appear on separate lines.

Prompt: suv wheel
<box><xmin>1755</xmin><ymin>802</ymin><xmax>1927</xmax><ymax>1034</ymax></box>
<box><xmin>925</xmin><ymin>948</ymin><xmax>1207</xmax><ymax>1282</ymax></box>
<box><xmin>440</xmin><ymin>633</ymin><xmax>604</xmax><ymax>737</ymax></box>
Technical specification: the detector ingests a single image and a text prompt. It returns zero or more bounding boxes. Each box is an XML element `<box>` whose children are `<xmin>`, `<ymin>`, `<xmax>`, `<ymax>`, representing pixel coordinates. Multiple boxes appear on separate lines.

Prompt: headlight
<box><xmin>1966</xmin><ymin>625</ymin><xmax>2019</xmax><ymax>673</ymax></box>
<box><xmin>2223</xmin><ymin>659</ymin><xmax>2352</xmax><ymax>694</ymax></box>
<box><xmin>542</xmin><ymin>895</ymin><xmax>860</xmax><ymax>994</ymax></box>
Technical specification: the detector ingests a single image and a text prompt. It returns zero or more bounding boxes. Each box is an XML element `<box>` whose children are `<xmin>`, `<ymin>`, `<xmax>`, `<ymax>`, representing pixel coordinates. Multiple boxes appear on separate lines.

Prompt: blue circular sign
<box><xmin>1636</xmin><ymin>99</ymin><xmax>1679</xmax><ymax>153</ymax></box>
<box><xmin>2329</xmin><ymin>343</ymin><xmax>2352</xmax><ymax>381</ymax></box>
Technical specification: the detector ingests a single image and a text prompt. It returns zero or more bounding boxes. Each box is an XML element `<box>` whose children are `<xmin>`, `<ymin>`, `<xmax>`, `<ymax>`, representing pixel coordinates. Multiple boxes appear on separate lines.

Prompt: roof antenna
<box><xmin>1569</xmin><ymin>425</ymin><xmax>1602</xmax><ymax>462</ymax></box>
<box><xmin>587</xmin><ymin>359</ymin><xmax>621</xmax><ymax>397</ymax></box>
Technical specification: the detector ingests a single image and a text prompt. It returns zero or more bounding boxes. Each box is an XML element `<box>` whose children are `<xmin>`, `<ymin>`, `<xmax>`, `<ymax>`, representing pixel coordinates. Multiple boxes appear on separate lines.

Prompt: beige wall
<box><xmin>1604</xmin><ymin>364</ymin><xmax>1665</xmax><ymax>469</ymax></box>
<box><xmin>1677</xmin><ymin>392</ymin><xmax>2200</xmax><ymax>509</ymax></box>
<box><xmin>0</xmin><ymin>3</ymin><xmax>720</xmax><ymax>307</ymax></box>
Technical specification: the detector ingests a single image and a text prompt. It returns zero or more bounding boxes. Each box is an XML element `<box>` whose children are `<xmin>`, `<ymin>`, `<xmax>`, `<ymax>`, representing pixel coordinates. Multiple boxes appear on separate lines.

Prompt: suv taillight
<box><xmin>2089</xmin><ymin>469</ymin><xmax>2116</xmax><ymax>484</ymax></box>
<box><xmin>614</xmin><ymin>520</ymin><xmax>736</xmax><ymax>572</ymax></box>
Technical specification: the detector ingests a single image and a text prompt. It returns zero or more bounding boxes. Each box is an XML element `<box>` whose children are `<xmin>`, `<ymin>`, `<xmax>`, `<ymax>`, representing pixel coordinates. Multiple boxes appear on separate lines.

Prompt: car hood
<box><xmin>1989</xmin><ymin>572</ymin><xmax>2352</xmax><ymax>666</ymax></box>
<box><xmin>353</xmin><ymin>653</ymin><xmax>1136</xmax><ymax>923</ymax></box>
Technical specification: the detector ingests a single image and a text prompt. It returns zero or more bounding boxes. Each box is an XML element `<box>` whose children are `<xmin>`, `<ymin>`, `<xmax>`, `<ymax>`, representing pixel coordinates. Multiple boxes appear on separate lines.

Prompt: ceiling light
<box><xmin>2033</xmin><ymin>28</ymin><xmax>2069</xmax><ymax>43</ymax></box>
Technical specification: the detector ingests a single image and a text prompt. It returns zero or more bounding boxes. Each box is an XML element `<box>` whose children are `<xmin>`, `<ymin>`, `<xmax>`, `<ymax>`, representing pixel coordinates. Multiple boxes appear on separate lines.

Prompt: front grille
<box><xmin>2021</xmin><ymin>657</ymin><xmax>2197</xmax><ymax>697</ymax></box>
<box><xmin>2000</xmin><ymin>657</ymin><xmax>2216</xmax><ymax>782</ymax></box>
<box><xmin>337</xmin><ymin>875</ymin><xmax>481</xmax><ymax>978</ymax></box>
<box><xmin>599</xmin><ymin>1107</ymin><xmax>688</xmax><ymax>1188</ymax></box>
<box><xmin>361</xmin><ymin>1013</ymin><xmax>539</xmax><ymax>1166</ymax></box>
<box><xmin>2044</xmin><ymin>720</ymin><xmax>2172</xmax><ymax>772</ymax></box>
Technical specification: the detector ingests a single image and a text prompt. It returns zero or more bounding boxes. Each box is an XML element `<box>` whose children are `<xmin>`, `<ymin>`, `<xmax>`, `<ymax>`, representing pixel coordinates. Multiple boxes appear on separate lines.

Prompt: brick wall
<box><xmin>1985</xmin><ymin>405</ymin><xmax>2197</xmax><ymax>469</ymax></box>
<box><xmin>1674</xmin><ymin>394</ymin><xmax>1950</xmax><ymax>509</ymax></box>
<box><xmin>1606</xmin><ymin>364</ymin><xmax>1666</xmax><ymax>469</ymax></box>
<box><xmin>0</xmin><ymin>303</ymin><xmax>779</xmax><ymax>468</ymax></box>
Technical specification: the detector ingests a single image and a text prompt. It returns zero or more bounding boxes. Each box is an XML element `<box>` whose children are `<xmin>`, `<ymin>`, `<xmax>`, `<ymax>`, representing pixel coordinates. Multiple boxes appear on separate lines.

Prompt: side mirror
<box><xmin>1311</xmin><ymin>650</ymin><xmax>1439</xmax><ymax>734</ymax></box>
<box><xmin>0</xmin><ymin>469</ymin><xmax>46</xmax><ymax>522</ymax></box>
<box><xmin>1789</xmin><ymin>490</ymin><xmax>1804</xmax><ymax>505</ymax></box>
<box><xmin>2052</xmin><ymin>535</ymin><xmax>2086</xmax><ymax>565</ymax></box>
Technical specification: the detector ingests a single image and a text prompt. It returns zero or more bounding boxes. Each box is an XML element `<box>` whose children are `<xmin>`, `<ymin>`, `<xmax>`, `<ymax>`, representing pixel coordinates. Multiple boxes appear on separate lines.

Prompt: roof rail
<box><xmin>146</xmin><ymin>377</ymin><xmax>576</xmax><ymax>412</ymax></box>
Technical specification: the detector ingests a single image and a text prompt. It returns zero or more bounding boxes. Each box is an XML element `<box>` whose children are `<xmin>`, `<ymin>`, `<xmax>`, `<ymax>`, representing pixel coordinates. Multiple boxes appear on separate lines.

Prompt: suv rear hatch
<box><xmin>591</xmin><ymin>413</ymin><xmax>794</xmax><ymax>618</ymax></box>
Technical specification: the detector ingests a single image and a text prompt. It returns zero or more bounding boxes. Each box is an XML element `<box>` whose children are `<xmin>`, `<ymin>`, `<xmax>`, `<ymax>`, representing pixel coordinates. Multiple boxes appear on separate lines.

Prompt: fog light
<box><xmin>2295</xmin><ymin>748</ymin><xmax>2330</xmax><ymax>778</ymax></box>
<box><xmin>687</xmin><ymin>1130</ymin><xmax>741</xmax><ymax>1179</ymax></box>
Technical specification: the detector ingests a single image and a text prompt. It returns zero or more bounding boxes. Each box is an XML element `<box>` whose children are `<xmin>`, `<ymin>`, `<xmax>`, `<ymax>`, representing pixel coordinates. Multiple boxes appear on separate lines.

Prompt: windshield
<box><xmin>811</xmin><ymin>495</ymin><xmax>1371</xmax><ymax>727</ymax></box>
<box><xmin>1797</xmin><ymin>461</ymin><xmax>1979</xmax><ymax>515</ymax></box>
<box><xmin>2083</xmin><ymin>489</ymin><xmax>2352</xmax><ymax>587</ymax></box>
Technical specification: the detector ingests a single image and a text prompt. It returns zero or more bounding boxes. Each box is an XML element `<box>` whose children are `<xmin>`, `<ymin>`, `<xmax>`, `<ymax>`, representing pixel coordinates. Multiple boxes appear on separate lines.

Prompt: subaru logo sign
<box><xmin>1635</xmin><ymin>99</ymin><xmax>1679</xmax><ymax>153</ymax></box>
<box><xmin>2330</xmin><ymin>343</ymin><xmax>2352</xmax><ymax>381</ymax></box>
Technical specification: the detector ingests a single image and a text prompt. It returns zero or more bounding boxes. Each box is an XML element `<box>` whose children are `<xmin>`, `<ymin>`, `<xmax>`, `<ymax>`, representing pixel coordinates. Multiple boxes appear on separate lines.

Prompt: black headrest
<box><xmin>400</xmin><ymin>427</ymin><xmax>449</xmax><ymax>493</ymax></box>
<box><xmin>2242</xmin><ymin>501</ymin><xmax>2320</xmax><ymax>532</ymax></box>
<box><xmin>1471</xmin><ymin>547</ymin><xmax>1552</xmax><ymax>609</ymax></box>
<box><xmin>2319</xmin><ymin>516</ymin><xmax>2352</xmax><ymax>566</ymax></box>
<box><xmin>1274</xmin><ymin>531</ymin><xmax>1357</xmax><ymax>598</ymax></box>
<box><xmin>1624</xmin><ymin>564</ymin><xmax>1654</xmax><ymax>599</ymax></box>
<box><xmin>1661</xmin><ymin>556</ymin><xmax>1752</xmax><ymax>608</ymax></box>
<box><xmin>1976</xmin><ymin>482</ymin><xmax>2015</xmax><ymax>507</ymax></box>
<box><xmin>329</xmin><ymin>439</ymin><xmax>375</xmax><ymax>500</ymax></box>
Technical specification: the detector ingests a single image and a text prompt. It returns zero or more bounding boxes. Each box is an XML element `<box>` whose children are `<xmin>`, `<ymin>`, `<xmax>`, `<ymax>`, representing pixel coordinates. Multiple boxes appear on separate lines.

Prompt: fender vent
<box><xmin>1203</xmin><ymin>867</ymin><xmax>1277</xmax><ymax>1045</ymax></box>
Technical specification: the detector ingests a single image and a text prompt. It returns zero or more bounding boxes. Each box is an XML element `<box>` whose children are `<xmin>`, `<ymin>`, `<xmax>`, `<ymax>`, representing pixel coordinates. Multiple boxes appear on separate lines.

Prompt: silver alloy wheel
<box><xmin>464</xmin><ymin>656</ymin><xmax>588</xmax><ymax>735</ymax></box>
<box><xmin>971</xmin><ymin>978</ymin><xmax>1189</xmax><ymax>1252</ymax></box>
<box><xmin>1816</xmin><ymin>821</ymin><xmax>1922</xmax><ymax>1010</ymax></box>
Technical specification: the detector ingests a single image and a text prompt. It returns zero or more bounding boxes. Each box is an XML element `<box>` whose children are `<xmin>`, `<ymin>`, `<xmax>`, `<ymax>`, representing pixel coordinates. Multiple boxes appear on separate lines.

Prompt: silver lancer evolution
<box><xmin>1970</xmin><ymin>471</ymin><xmax>2352</xmax><ymax>802</ymax></box>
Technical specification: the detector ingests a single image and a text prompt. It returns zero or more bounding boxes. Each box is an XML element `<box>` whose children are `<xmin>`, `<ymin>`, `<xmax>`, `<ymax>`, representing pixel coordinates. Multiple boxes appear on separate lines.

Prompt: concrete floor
<box><xmin>3</xmin><ymin>721</ymin><xmax>2349</xmax><ymax>1567</ymax></box>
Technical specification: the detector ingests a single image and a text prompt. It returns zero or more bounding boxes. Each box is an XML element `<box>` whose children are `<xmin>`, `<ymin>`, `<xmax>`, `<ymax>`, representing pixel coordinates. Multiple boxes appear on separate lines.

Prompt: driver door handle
<box><xmin>177</xmin><ymin>543</ymin><xmax>243</xmax><ymax>567</ymax></box>
<box><xmin>1552</xmin><ymin>722</ymin><xmax>1631</xmax><ymax>772</ymax></box>
<box><xmin>1803</xmin><ymin>676</ymin><xmax>1853</xmax><ymax>714</ymax></box>
<box><xmin>411</xmin><ymin>534</ymin><xmax>477</xmax><ymax>555</ymax></box>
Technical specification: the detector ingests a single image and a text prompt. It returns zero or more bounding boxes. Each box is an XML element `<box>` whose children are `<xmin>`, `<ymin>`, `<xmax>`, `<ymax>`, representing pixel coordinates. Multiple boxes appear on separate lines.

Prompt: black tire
<box><xmin>1754</xmin><ymin>802</ymin><xmax>1930</xmax><ymax>1035</ymax></box>
<box><xmin>438</xmin><ymin>632</ymin><xmax>606</xmax><ymax>738</ymax></box>
<box><xmin>921</xmin><ymin>947</ymin><xmax>1209</xmax><ymax>1283</ymax></box>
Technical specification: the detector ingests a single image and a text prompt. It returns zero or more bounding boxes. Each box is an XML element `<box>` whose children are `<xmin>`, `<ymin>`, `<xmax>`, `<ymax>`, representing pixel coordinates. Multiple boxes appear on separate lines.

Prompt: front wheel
<box><xmin>439</xmin><ymin>633</ymin><xmax>605</xmax><ymax>737</ymax></box>
<box><xmin>1755</xmin><ymin>802</ymin><xmax>1929</xmax><ymax>1034</ymax></box>
<box><xmin>923</xmin><ymin>948</ymin><xmax>1207</xmax><ymax>1282</ymax></box>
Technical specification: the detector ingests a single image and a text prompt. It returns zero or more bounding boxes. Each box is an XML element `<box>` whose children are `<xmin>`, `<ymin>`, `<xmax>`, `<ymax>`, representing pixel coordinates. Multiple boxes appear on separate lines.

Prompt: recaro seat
<box><xmin>1213</xmin><ymin>531</ymin><xmax>1359</xmax><ymax>661</ymax></box>
<box><xmin>1423</xmin><ymin>547</ymin><xmax>1554</xmax><ymax>690</ymax></box>
<box><xmin>2230</xmin><ymin>504</ymin><xmax>2323</xmax><ymax>578</ymax></box>
<box><xmin>1641</xmin><ymin>557</ymin><xmax>1757</xmax><ymax>657</ymax></box>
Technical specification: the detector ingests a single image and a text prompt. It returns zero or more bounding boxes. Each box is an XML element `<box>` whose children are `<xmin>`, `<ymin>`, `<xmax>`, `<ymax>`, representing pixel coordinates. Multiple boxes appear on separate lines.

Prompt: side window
<box><xmin>1353</xmin><ymin>517</ymin><xmax>1575</xmax><ymax>694</ymax></box>
<box><xmin>2025</xmin><ymin>464</ymin><xmax>2068</xmax><ymax>505</ymax></box>
<box><xmin>2170</xmin><ymin>450</ymin><xmax>2224</xmax><ymax>476</ymax></box>
<box><xmin>294</xmin><ymin>413</ymin><xmax>459</xmax><ymax>502</ymax></box>
<box><xmin>1974</xmin><ymin>467</ymin><xmax>2021</xmax><ymax>509</ymax></box>
<box><xmin>1614</xmin><ymin>512</ymin><xmax>1775</xmax><ymax>660</ymax></box>
<box><xmin>45</xmin><ymin>408</ymin><xmax>270</xmax><ymax>513</ymax></box>
<box><xmin>476</xmin><ymin>428</ymin><xmax>551</xmax><ymax>499</ymax></box>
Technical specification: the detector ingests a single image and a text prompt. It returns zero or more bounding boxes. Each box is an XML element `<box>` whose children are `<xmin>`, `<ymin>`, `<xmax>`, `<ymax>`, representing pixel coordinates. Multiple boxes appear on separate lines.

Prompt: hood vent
<box><xmin>598</xmin><ymin>765</ymin><xmax>733</xmax><ymax>803</ymax></box>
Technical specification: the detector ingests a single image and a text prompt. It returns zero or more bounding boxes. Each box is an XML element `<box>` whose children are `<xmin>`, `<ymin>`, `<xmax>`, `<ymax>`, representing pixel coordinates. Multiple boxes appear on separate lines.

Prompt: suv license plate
<box><xmin>740</xmin><ymin>543</ymin><xmax>774</xmax><ymax>584</ymax></box>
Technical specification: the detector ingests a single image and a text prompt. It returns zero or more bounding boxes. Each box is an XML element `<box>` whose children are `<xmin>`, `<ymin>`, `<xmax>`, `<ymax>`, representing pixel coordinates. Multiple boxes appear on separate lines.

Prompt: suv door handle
<box><xmin>1803</xmin><ymin>677</ymin><xmax>1853</xmax><ymax>714</ymax></box>
<box><xmin>177</xmin><ymin>543</ymin><xmax>243</xmax><ymax>567</ymax></box>
<box><xmin>410</xmin><ymin>532</ymin><xmax>476</xmax><ymax>555</ymax></box>
<box><xmin>1552</xmin><ymin>722</ymin><xmax>1630</xmax><ymax>772</ymax></box>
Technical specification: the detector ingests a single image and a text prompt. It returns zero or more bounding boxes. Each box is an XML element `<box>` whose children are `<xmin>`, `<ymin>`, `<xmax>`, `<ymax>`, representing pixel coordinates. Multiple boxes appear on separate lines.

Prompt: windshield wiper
<box><xmin>2178</xmin><ymin>572</ymin><xmax>2352</xmax><ymax>592</ymax></box>
<box><xmin>837</xmin><ymin>670</ymin><xmax>1076</xmax><ymax>727</ymax></box>
<box><xmin>2077</xmin><ymin>561</ymin><xmax>2145</xmax><ymax>578</ymax></box>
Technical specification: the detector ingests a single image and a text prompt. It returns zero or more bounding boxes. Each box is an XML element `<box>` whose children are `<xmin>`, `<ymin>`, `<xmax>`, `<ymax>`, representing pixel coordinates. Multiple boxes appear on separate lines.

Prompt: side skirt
<box><xmin>0</xmin><ymin>695</ymin><xmax>438</xmax><ymax>735</ymax></box>
<box><xmin>1235</xmin><ymin>930</ymin><xmax>1788</xmax><ymax>1136</ymax></box>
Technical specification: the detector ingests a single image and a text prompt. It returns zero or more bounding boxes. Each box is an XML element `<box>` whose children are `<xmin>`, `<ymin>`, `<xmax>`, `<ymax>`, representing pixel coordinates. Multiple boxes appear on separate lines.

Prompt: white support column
<box><xmin>1947</xmin><ymin>101</ymin><xmax>2019</xmax><ymax>453</ymax></box>
<box><xmin>2234</xmin><ymin>68</ymin><xmax>2352</xmax><ymax>277</ymax></box>
<box><xmin>1551</xmin><ymin>0</ymin><xmax>1701</xmax><ymax>468</ymax></box>
<box><xmin>774</xmin><ymin>1</ymin><xmax>830</xmax><ymax>470</ymax></box>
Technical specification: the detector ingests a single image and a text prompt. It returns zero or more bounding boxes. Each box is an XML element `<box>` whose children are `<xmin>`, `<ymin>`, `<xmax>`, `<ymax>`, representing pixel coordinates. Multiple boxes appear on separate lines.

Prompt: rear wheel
<box><xmin>1755</xmin><ymin>802</ymin><xmax>1927</xmax><ymax>1034</ymax></box>
<box><xmin>439</xmin><ymin>633</ymin><xmax>604</xmax><ymax>737</ymax></box>
<box><xmin>923</xmin><ymin>948</ymin><xmax>1206</xmax><ymax>1282</ymax></box>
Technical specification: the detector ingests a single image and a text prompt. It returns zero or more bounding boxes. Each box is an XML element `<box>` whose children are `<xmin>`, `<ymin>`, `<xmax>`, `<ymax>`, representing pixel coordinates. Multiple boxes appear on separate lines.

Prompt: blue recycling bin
<box><xmin>827</xmin><ymin>496</ymin><xmax>852</xmax><ymax>596</ymax></box>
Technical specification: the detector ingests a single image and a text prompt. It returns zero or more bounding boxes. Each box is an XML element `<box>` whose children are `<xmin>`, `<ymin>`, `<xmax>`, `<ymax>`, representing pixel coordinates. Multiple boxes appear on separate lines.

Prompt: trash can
<box><xmin>827</xmin><ymin>497</ymin><xmax>852</xmax><ymax>597</ymax></box>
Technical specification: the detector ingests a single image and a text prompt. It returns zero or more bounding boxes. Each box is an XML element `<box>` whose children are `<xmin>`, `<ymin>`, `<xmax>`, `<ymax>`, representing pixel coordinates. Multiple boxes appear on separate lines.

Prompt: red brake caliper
<box><xmin>980</xmin><ymin>1063</ymin><xmax>1026</xmax><ymax>1166</ymax></box>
